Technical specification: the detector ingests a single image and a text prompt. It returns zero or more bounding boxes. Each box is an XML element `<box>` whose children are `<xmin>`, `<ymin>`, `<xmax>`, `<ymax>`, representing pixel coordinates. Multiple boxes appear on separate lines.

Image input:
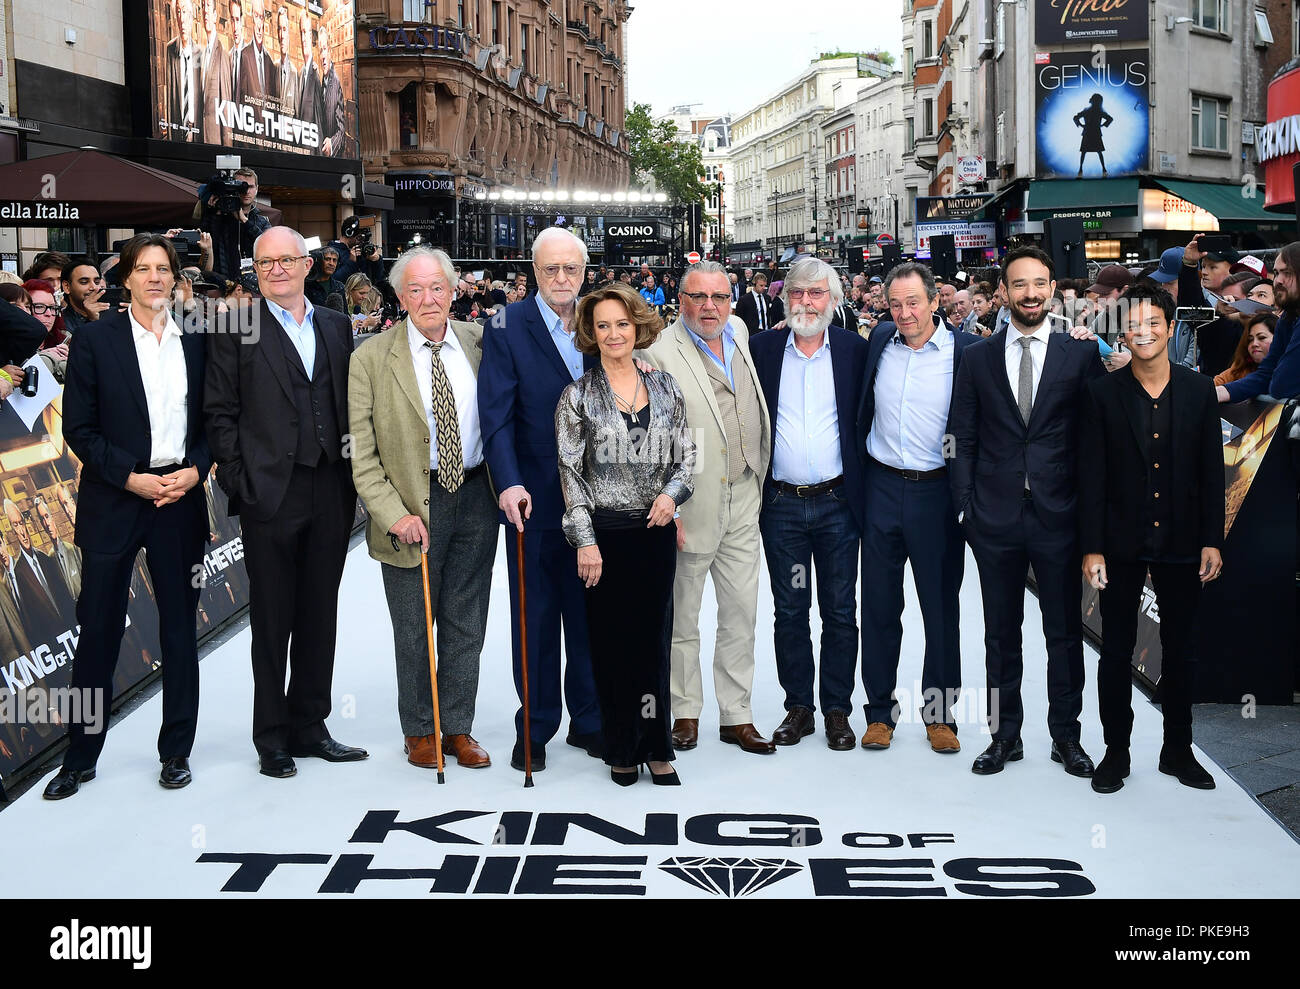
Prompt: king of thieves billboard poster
<box><xmin>148</xmin><ymin>0</ymin><xmax>359</xmax><ymax>159</ymax></box>
<box><xmin>1035</xmin><ymin>50</ymin><xmax>1149</xmax><ymax>179</ymax></box>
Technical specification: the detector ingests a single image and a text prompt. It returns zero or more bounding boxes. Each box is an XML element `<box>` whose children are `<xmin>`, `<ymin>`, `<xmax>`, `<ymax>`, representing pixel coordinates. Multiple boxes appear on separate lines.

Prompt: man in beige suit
<box><xmin>348</xmin><ymin>246</ymin><xmax>498</xmax><ymax>771</ymax></box>
<box><xmin>642</xmin><ymin>261</ymin><xmax>776</xmax><ymax>755</ymax></box>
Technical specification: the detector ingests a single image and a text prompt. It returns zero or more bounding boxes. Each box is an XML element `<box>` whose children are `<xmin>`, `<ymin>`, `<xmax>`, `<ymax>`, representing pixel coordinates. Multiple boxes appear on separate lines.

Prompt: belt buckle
<box><xmin>795</xmin><ymin>484</ymin><xmax>811</xmax><ymax>497</ymax></box>
<box><xmin>902</xmin><ymin>468</ymin><xmax>920</xmax><ymax>482</ymax></box>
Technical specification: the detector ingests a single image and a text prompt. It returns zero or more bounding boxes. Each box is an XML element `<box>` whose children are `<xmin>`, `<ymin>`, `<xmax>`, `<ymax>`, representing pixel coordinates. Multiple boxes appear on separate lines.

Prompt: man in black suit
<box><xmin>3</xmin><ymin>499</ymin><xmax>75</xmax><ymax>648</ymax></box>
<box><xmin>237</xmin><ymin>0</ymin><xmax>277</xmax><ymax>104</ymax></box>
<box><xmin>319</xmin><ymin>24</ymin><xmax>347</xmax><ymax>157</ymax></box>
<box><xmin>949</xmin><ymin>246</ymin><xmax>1105</xmax><ymax>778</ymax></box>
<box><xmin>205</xmin><ymin>225</ymin><xmax>363</xmax><ymax>778</ymax></box>
<box><xmin>164</xmin><ymin>0</ymin><xmax>201</xmax><ymax>142</ymax></box>
<box><xmin>735</xmin><ymin>272</ymin><xmax>784</xmax><ymax>334</ymax></box>
<box><xmin>857</xmin><ymin>263</ymin><xmax>977</xmax><ymax>756</ymax></box>
<box><xmin>198</xmin><ymin>0</ymin><xmax>232</xmax><ymax>145</ymax></box>
<box><xmin>230</xmin><ymin>0</ymin><xmax>247</xmax><ymax>103</ymax></box>
<box><xmin>750</xmin><ymin>258</ymin><xmax>868</xmax><ymax>750</ymax></box>
<box><xmin>1079</xmin><ymin>283</ymin><xmax>1223</xmax><ymax>794</ymax></box>
<box><xmin>45</xmin><ymin>234</ymin><xmax>211</xmax><ymax>799</ymax></box>
<box><xmin>0</xmin><ymin>296</ymin><xmax>49</xmax><ymax>367</ymax></box>
<box><xmin>296</xmin><ymin>10</ymin><xmax>321</xmax><ymax>130</ymax></box>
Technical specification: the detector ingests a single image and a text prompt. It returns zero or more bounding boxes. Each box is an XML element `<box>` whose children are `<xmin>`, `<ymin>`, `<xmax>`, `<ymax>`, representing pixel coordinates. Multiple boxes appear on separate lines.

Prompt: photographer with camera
<box><xmin>197</xmin><ymin>162</ymin><xmax>270</xmax><ymax>285</ymax></box>
<box><xmin>328</xmin><ymin>215</ymin><xmax>385</xmax><ymax>284</ymax></box>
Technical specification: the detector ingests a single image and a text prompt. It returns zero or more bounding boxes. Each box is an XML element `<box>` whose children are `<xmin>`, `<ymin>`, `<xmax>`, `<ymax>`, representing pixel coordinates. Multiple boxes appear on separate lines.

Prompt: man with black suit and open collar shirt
<box><xmin>949</xmin><ymin>245</ymin><xmax>1105</xmax><ymax>779</ymax></box>
<box><xmin>204</xmin><ymin>225</ymin><xmax>364</xmax><ymax>779</ymax></box>
<box><xmin>1079</xmin><ymin>283</ymin><xmax>1224</xmax><ymax>794</ymax></box>
<box><xmin>44</xmin><ymin>233</ymin><xmax>211</xmax><ymax>799</ymax></box>
<box><xmin>750</xmin><ymin>257</ymin><xmax>868</xmax><ymax>751</ymax></box>
<box><xmin>735</xmin><ymin>271</ymin><xmax>784</xmax><ymax>335</ymax></box>
<box><xmin>856</xmin><ymin>261</ymin><xmax>978</xmax><ymax>757</ymax></box>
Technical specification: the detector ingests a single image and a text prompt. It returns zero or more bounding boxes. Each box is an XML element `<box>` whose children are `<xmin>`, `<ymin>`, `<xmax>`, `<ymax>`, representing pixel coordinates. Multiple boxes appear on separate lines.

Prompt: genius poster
<box><xmin>1035</xmin><ymin>50</ymin><xmax>1150</xmax><ymax>179</ymax></box>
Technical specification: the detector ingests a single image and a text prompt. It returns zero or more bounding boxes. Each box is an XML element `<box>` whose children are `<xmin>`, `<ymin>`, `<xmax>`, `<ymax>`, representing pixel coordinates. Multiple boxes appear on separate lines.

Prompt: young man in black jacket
<box><xmin>1079</xmin><ymin>283</ymin><xmax>1224</xmax><ymax>794</ymax></box>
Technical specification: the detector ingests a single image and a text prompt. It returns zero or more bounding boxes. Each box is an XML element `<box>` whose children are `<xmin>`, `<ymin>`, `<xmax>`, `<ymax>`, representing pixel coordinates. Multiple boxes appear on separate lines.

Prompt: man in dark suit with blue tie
<box><xmin>949</xmin><ymin>246</ymin><xmax>1105</xmax><ymax>778</ymax></box>
<box><xmin>44</xmin><ymin>234</ymin><xmax>211</xmax><ymax>799</ymax></box>
<box><xmin>751</xmin><ymin>258</ymin><xmax>867</xmax><ymax>750</ymax></box>
<box><xmin>857</xmin><ymin>262</ymin><xmax>976</xmax><ymax>755</ymax></box>
<box><xmin>478</xmin><ymin>226</ymin><xmax>602</xmax><ymax>772</ymax></box>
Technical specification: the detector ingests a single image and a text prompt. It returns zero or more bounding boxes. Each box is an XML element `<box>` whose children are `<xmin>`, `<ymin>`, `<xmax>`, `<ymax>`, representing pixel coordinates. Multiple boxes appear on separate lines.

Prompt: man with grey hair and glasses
<box><xmin>750</xmin><ymin>258</ymin><xmax>869</xmax><ymax>750</ymax></box>
<box><xmin>640</xmin><ymin>261</ymin><xmax>777</xmax><ymax>755</ymax></box>
<box><xmin>205</xmin><ymin>225</ymin><xmax>365</xmax><ymax>779</ymax></box>
<box><xmin>349</xmin><ymin>246</ymin><xmax>496</xmax><ymax>772</ymax></box>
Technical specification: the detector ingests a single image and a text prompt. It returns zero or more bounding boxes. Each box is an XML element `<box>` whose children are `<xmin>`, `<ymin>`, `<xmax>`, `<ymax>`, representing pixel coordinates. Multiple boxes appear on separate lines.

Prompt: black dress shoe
<box><xmin>1091</xmin><ymin>748</ymin><xmax>1130</xmax><ymax>794</ymax></box>
<box><xmin>772</xmin><ymin>706</ymin><xmax>815</xmax><ymax>746</ymax></box>
<box><xmin>824</xmin><ymin>711</ymin><xmax>855</xmax><ymax>751</ymax></box>
<box><xmin>259</xmin><ymin>750</ymin><xmax>297</xmax><ymax>778</ymax></box>
<box><xmin>566</xmin><ymin>729</ymin><xmax>604</xmax><ymax>759</ymax></box>
<box><xmin>510</xmin><ymin>741</ymin><xmax>546</xmax><ymax>772</ymax></box>
<box><xmin>971</xmin><ymin>738</ymin><xmax>1024</xmax><ymax>775</ymax></box>
<box><xmin>159</xmin><ymin>757</ymin><xmax>192</xmax><ymax>789</ymax></box>
<box><xmin>289</xmin><ymin>738</ymin><xmax>369</xmax><ymax>762</ymax></box>
<box><xmin>1158</xmin><ymin>745</ymin><xmax>1216</xmax><ymax>790</ymax></box>
<box><xmin>1051</xmin><ymin>739</ymin><xmax>1095</xmax><ymax>778</ymax></box>
<box><xmin>42</xmin><ymin>767</ymin><xmax>95</xmax><ymax>800</ymax></box>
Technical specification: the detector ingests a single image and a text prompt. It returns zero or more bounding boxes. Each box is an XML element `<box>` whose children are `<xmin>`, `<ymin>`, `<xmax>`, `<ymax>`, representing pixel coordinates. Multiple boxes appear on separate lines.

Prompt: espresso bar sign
<box><xmin>1035</xmin><ymin>0</ymin><xmax>1148</xmax><ymax>44</ymax></box>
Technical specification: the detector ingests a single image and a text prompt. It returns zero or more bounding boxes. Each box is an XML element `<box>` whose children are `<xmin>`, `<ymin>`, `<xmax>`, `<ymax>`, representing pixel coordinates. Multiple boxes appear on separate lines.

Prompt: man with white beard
<box><xmin>749</xmin><ymin>258</ymin><xmax>869</xmax><ymax>750</ymax></box>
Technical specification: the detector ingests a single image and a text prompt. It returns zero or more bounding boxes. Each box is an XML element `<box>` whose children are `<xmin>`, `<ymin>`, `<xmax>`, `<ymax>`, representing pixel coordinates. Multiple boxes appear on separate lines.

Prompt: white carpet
<box><xmin>5</xmin><ymin>537</ymin><xmax>1297</xmax><ymax>899</ymax></box>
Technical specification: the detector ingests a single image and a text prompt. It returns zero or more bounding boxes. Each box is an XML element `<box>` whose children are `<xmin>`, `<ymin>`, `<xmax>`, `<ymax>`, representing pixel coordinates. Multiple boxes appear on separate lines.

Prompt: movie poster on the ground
<box><xmin>1035</xmin><ymin>50</ymin><xmax>1150</xmax><ymax>179</ymax></box>
<box><xmin>1035</xmin><ymin>0</ymin><xmax>1149</xmax><ymax>44</ymax></box>
<box><xmin>147</xmin><ymin>0</ymin><xmax>359</xmax><ymax>159</ymax></box>
<box><xmin>0</xmin><ymin>386</ymin><xmax>252</xmax><ymax>784</ymax></box>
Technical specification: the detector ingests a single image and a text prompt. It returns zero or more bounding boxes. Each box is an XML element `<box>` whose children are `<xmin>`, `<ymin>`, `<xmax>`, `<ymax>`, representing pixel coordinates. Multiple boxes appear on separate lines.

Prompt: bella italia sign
<box><xmin>1034</xmin><ymin>0</ymin><xmax>1148</xmax><ymax>44</ymax></box>
<box><xmin>1</xmin><ymin>202</ymin><xmax>82</xmax><ymax>221</ymax></box>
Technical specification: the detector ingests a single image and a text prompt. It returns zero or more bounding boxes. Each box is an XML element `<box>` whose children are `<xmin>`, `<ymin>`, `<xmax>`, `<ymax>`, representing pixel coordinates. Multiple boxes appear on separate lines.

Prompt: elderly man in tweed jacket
<box><xmin>348</xmin><ymin>247</ymin><xmax>498</xmax><ymax>770</ymax></box>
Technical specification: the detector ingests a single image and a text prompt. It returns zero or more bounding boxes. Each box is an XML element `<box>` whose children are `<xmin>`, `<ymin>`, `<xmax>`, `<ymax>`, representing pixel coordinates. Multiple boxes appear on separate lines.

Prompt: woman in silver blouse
<box><xmin>555</xmin><ymin>282</ymin><xmax>696</xmax><ymax>786</ymax></box>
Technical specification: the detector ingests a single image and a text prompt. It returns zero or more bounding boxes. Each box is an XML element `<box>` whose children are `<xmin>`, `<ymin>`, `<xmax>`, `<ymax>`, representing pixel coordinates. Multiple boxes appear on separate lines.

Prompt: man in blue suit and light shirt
<box><xmin>478</xmin><ymin>227</ymin><xmax>602</xmax><ymax>772</ymax></box>
<box><xmin>857</xmin><ymin>262</ymin><xmax>975</xmax><ymax>755</ymax></box>
<box><xmin>750</xmin><ymin>258</ymin><xmax>868</xmax><ymax>750</ymax></box>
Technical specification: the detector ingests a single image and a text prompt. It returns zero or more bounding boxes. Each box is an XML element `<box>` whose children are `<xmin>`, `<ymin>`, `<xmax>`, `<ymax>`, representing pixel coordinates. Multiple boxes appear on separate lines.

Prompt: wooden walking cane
<box><xmin>419</xmin><ymin>549</ymin><xmax>446</xmax><ymax>784</ymax></box>
<box><xmin>516</xmin><ymin>498</ymin><xmax>533</xmax><ymax>788</ymax></box>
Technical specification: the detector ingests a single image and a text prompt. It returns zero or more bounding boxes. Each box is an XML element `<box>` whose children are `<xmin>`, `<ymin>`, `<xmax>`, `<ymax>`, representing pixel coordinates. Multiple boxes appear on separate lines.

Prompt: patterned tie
<box><xmin>182</xmin><ymin>51</ymin><xmax>193</xmax><ymax>125</ymax></box>
<box><xmin>1016</xmin><ymin>336</ymin><xmax>1034</xmax><ymax>425</ymax></box>
<box><xmin>425</xmin><ymin>341</ymin><xmax>464</xmax><ymax>492</ymax></box>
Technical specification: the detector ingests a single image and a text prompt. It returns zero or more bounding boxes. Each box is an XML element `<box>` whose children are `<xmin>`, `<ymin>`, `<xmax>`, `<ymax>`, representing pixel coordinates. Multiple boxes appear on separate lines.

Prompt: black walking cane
<box><xmin>516</xmin><ymin>498</ymin><xmax>534</xmax><ymax>788</ymax></box>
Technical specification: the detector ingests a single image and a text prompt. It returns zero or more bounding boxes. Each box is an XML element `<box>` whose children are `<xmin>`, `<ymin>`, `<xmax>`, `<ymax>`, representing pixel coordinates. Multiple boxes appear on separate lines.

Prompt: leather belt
<box><xmin>870</xmin><ymin>458</ymin><xmax>947</xmax><ymax>481</ymax></box>
<box><xmin>432</xmin><ymin>462</ymin><xmax>486</xmax><ymax>485</ymax></box>
<box><xmin>139</xmin><ymin>462</ymin><xmax>187</xmax><ymax>476</ymax></box>
<box><xmin>773</xmin><ymin>475</ymin><xmax>844</xmax><ymax>498</ymax></box>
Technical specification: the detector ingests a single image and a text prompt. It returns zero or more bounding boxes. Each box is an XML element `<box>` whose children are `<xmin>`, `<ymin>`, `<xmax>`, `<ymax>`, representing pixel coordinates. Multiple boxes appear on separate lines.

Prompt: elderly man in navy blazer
<box><xmin>45</xmin><ymin>233</ymin><xmax>211</xmax><ymax>799</ymax></box>
<box><xmin>949</xmin><ymin>246</ymin><xmax>1105</xmax><ymax>778</ymax></box>
<box><xmin>856</xmin><ymin>262</ymin><xmax>976</xmax><ymax>756</ymax></box>
<box><xmin>751</xmin><ymin>258</ymin><xmax>868</xmax><ymax>750</ymax></box>
<box><xmin>478</xmin><ymin>226</ymin><xmax>602</xmax><ymax>772</ymax></box>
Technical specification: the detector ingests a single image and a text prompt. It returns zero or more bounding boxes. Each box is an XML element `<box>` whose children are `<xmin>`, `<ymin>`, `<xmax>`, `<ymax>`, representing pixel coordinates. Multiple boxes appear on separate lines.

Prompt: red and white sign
<box><xmin>1263</xmin><ymin>64</ymin><xmax>1300</xmax><ymax>210</ymax></box>
<box><xmin>686</xmin><ymin>251</ymin><xmax>702</xmax><ymax>264</ymax></box>
<box><xmin>875</xmin><ymin>233</ymin><xmax>895</xmax><ymax>247</ymax></box>
<box><xmin>956</xmin><ymin>156</ymin><xmax>986</xmax><ymax>185</ymax></box>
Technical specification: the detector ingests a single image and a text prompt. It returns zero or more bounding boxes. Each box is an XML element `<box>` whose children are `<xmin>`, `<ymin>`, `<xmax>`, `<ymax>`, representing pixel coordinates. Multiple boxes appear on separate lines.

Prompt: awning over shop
<box><xmin>0</xmin><ymin>149</ymin><xmax>282</xmax><ymax>227</ymax></box>
<box><xmin>1148</xmin><ymin>179</ymin><xmax>1279</xmax><ymax>230</ymax></box>
<box><xmin>1025</xmin><ymin>179</ymin><xmax>1140</xmax><ymax>221</ymax></box>
<box><xmin>971</xmin><ymin>181</ymin><xmax>1025</xmax><ymax>221</ymax></box>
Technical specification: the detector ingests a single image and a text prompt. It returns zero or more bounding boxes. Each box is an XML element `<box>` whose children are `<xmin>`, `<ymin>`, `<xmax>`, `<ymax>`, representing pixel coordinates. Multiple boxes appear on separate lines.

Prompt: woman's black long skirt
<box><xmin>584</xmin><ymin>520</ymin><xmax>677</xmax><ymax>767</ymax></box>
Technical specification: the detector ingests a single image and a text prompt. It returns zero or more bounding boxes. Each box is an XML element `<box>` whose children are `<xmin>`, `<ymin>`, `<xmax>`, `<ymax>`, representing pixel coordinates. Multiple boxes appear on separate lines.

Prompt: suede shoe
<box><xmin>860</xmin><ymin>722</ymin><xmax>894</xmax><ymax>750</ymax></box>
<box><xmin>925</xmin><ymin>724</ymin><xmax>961</xmax><ymax>753</ymax></box>
<box><xmin>1092</xmin><ymin>748</ymin><xmax>1130</xmax><ymax>794</ymax></box>
<box><xmin>510</xmin><ymin>740</ymin><xmax>546</xmax><ymax>772</ymax></box>
<box><xmin>1158</xmin><ymin>744</ymin><xmax>1215</xmax><ymax>790</ymax></box>
<box><xmin>565</xmin><ymin>729</ymin><xmax>604</xmax><ymax>759</ymax></box>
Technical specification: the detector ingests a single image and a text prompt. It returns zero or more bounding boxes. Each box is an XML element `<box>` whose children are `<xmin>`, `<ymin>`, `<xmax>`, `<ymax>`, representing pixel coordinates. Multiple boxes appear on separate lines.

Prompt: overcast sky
<box><xmin>626</xmin><ymin>0</ymin><xmax>906</xmax><ymax>118</ymax></box>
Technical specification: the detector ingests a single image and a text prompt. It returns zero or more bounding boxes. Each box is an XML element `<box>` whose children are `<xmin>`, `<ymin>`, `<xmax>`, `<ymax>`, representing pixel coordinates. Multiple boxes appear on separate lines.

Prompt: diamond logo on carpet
<box><xmin>658</xmin><ymin>856</ymin><xmax>803</xmax><ymax>897</ymax></box>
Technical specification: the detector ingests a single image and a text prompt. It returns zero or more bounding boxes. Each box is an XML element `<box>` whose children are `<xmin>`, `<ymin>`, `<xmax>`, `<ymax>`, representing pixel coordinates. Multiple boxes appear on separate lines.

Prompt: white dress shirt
<box><xmin>1003</xmin><ymin>323</ymin><xmax>1052</xmax><ymax>408</ymax></box>
<box><xmin>773</xmin><ymin>331</ymin><xmax>842</xmax><ymax>484</ymax></box>
<box><xmin>408</xmin><ymin>321</ymin><xmax>483</xmax><ymax>471</ymax></box>
<box><xmin>128</xmin><ymin>307</ymin><xmax>189</xmax><ymax>467</ymax></box>
<box><xmin>866</xmin><ymin>325</ymin><xmax>953</xmax><ymax>472</ymax></box>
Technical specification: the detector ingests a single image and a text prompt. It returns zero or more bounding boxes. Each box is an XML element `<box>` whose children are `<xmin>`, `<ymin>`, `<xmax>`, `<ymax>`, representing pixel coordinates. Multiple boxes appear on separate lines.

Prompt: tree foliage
<box><xmin>625</xmin><ymin>103</ymin><xmax>705</xmax><ymax>204</ymax></box>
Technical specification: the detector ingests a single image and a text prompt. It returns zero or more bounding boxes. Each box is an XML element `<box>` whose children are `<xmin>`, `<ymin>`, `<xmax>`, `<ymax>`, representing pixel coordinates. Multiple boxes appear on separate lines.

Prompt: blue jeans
<box><xmin>759</xmin><ymin>484</ymin><xmax>860</xmax><ymax>715</ymax></box>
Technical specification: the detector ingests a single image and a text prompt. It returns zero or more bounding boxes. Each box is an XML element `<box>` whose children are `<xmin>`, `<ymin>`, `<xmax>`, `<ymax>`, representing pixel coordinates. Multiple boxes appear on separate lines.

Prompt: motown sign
<box><xmin>1035</xmin><ymin>0</ymin><xmax>1149</xmax><ymax>44</ymax></box>
<box><xmin>147</xmin><ymin>0</ymin><xmax>358</xmax><ymax>158</ymax></box>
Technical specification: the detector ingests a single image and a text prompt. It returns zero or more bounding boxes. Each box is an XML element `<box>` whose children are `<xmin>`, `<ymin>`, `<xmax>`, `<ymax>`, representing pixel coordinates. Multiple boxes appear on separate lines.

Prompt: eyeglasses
<box><xmin>681</xmin><ymin>292</ymin><xmax>732</xmax><ymax>306</ymax></box>
<box><xmin>536</xmin><ymin>263</ymin><xmax>583</xmax><ymax>279</ymax></box>
<box><xmin>29</xmin><ymin>303</ymin><xmax>57</xmax><ymax>315</ymax></box>
<box><xmin>252</xmin><ymin>255</ymin><xmax>308</xmax><ymax>272</ymax></box>
<box><xmin>787</xmin><ymin>288</ymin><xmax>829</xmax><ymax>301</ymax></box>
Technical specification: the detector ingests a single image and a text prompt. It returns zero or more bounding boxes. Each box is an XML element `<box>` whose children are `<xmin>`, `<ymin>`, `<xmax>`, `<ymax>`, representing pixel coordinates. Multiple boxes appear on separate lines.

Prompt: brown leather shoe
<box><xmin>719</xmin><ymin>723</ymin><xmax>777</xmax><ymax>754</ymax></box>
<box><xmin>925</xmin><ymin>724</ymin><xmax>961</xmax><ymax>753</ymax></box>
<box><xmin>671</xmin><ymin>718</ymin><xmax>699</xmax><ymax>751</ymax></box>
<box><xmin>772</xmin><ymin>706</ymin><xmax>815</xmax><ymax>745</ymax></box>
<box><xmin>442</xmin><ymin>733</ymin><xmax>491</xmax><ymax>768</ymax></box>
<box><xmin>404</xmin><ymin>735</ymin><xmax>440</xmax><ymax>768</ymax></box>
<box><xmin>861</xmin><ymin>722</ymin><xmax>894</xmax><ymax>750</ymax></box>
<box><xmin>825</xmin><ymin>711</ymin><xmax>855</xmax><ymax>751</ymax></box>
